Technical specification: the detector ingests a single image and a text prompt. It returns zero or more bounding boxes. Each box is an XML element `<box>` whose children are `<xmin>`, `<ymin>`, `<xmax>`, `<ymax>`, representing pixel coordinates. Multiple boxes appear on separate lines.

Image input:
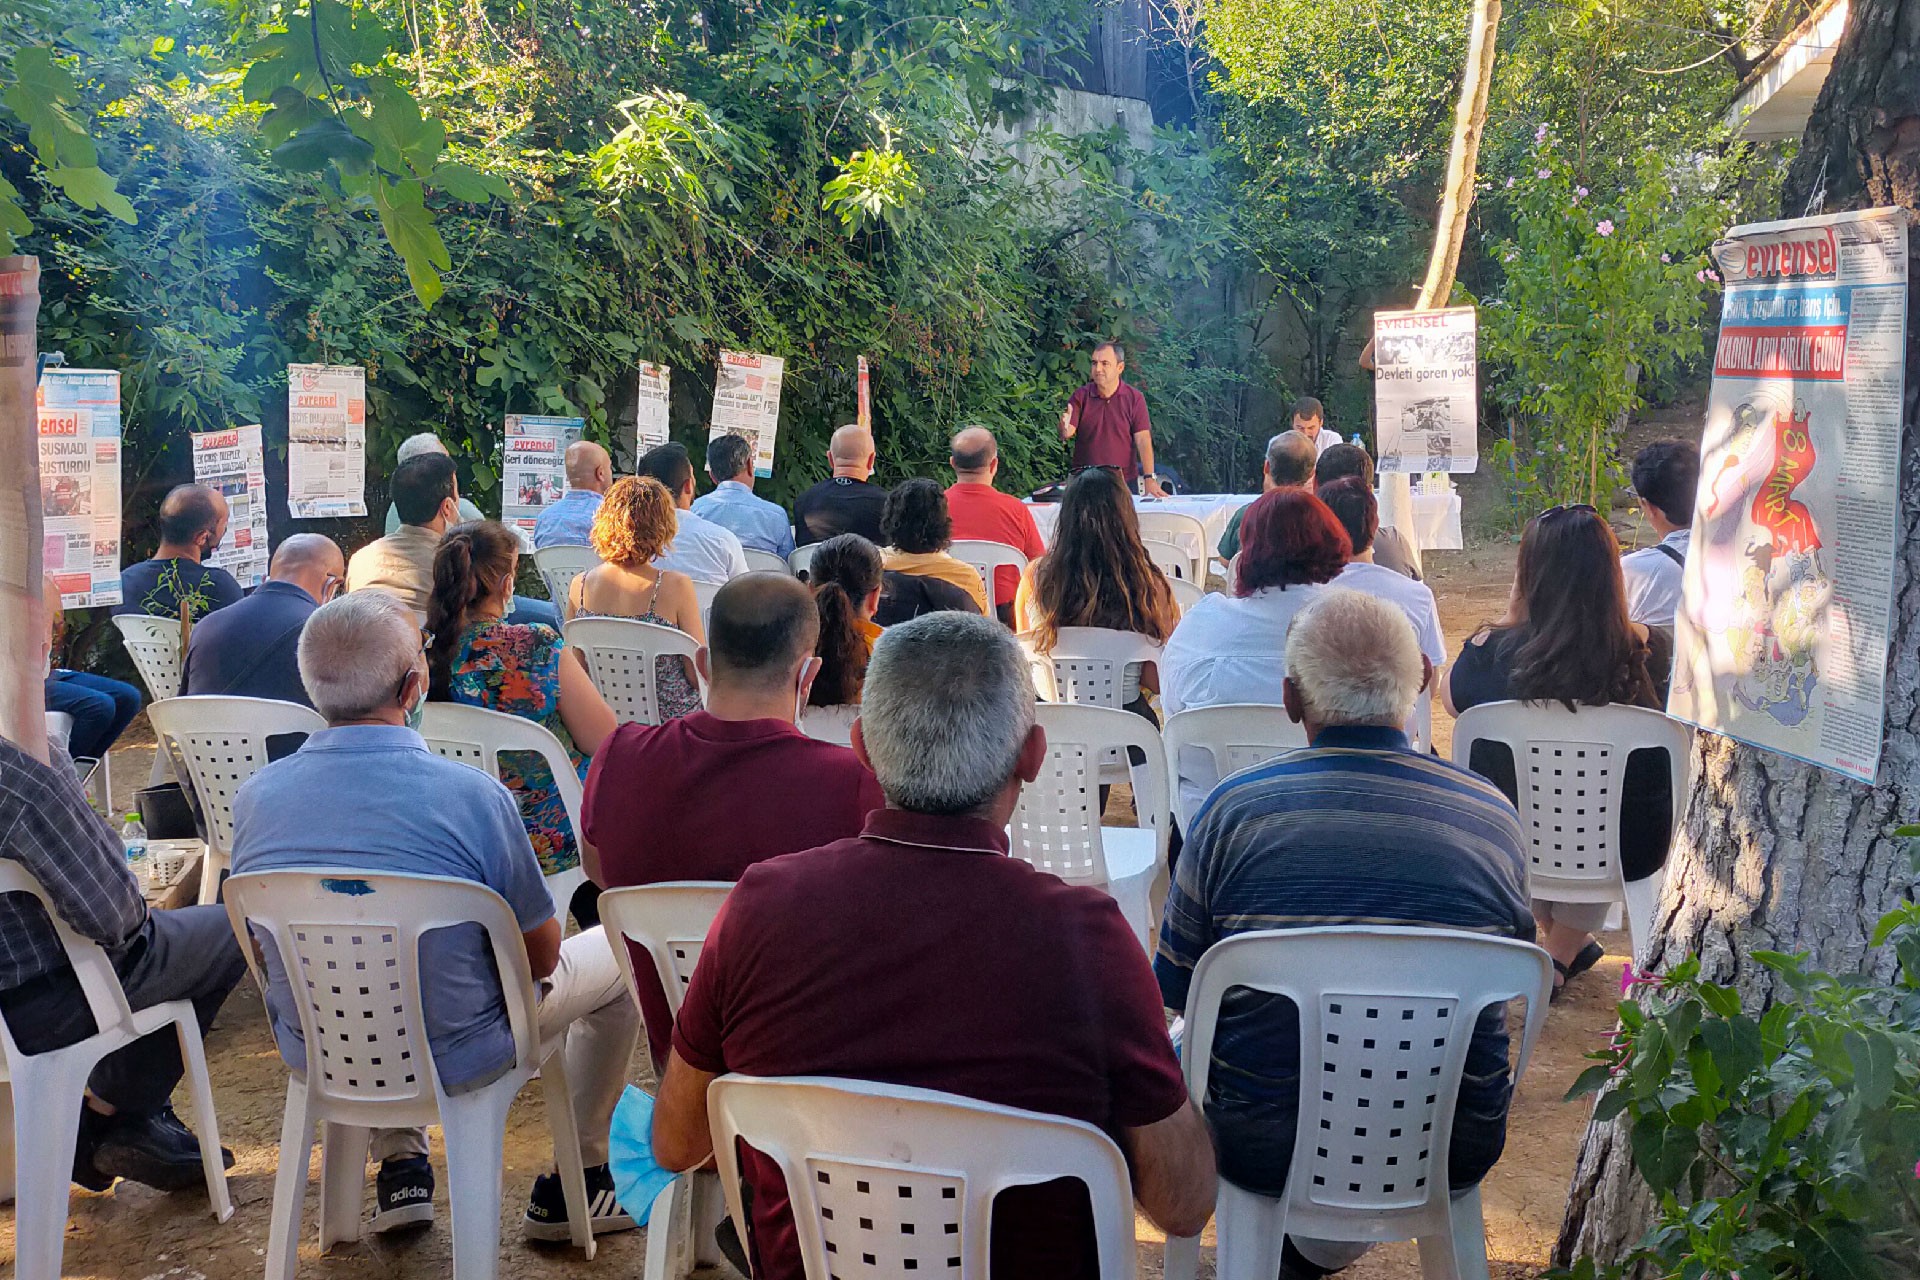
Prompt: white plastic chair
<box><xmin>0</xmin><ymin>861</ymin><xmax>233</xmax><ymax>1279</ymax></box>
<box><xmin>709</xmin><ymin>1075</ymin><xmax>1139</xmax><ymax>1280</ymax></box>
<box><xmin>1146</xmin><ymin>538</ymin><xmax>1195</xmax><ymax>582</ymax></box>
<box><xmin>1162</xmin><ymin>928</ymin><xmax>1553</xmax><ymax>1280</ymax></box>
<box><xmin>798</xmin><ymin>704</ymin><xmax>859</xmax><ymax>746</ymax></box>
<box><xmin>564</xmin><ymin>616</ymin><xmax>705</xmax><ymax>726</ymax></box>
<box><xmin>1010</xmin><ymin>703</ymin><xmax>1171</xmax><ymax>952</ymax></box>
<box><xmin>533</xmin><ymin>544</ymin><xmax>600</xmax><ymax>606</ymax></box>
<box><xmin>146</xmin><ymin>695</ymin><xmax>327</xmax><ymax>906</ymax></box>
<box><xmin>1161</xmin><ymin>704</ymin><xmax>1308</xmax><ymax>831</ymax></box>
<box><xmin>596</xmin><ymin>883</ymin><xmax>733</xmax><ymax>1280</ymax></box>
<box><xmin>44</xmin><ymin>710</ymin><xmax>111</xmax><ymax>815</ymax></box>
<box><xmin>1166</xmin><ymin>574</ymin><xmax>1206</xmax><ymax>616</ymax></box>
<box><xmin>741</xmin><ymin>548</ymin><xmax>792</xmax><ymax>576</ymax></box>
<box><xmin>1450</xmin><ymin>702</ymin><xmax>1690</xmax><ymax>961</ymax></box>
<box><xmin>225</xmin><ymin>870</ymin><xmax>597</xmax><ymax>1280</ymax></box>
<box><xmin>788</xmin><ymin>544</ymin><xmax>818</xmax><ymax>576</ymax></box>
<box><xmin>113</xmin><ymin>613</ymin><xmax>186</xmax><ymax>785</ymax></box>
<box><xmin>949</xmin><ymin>539</ymin><xmax>1030</xmax><ymax>607</ymax></box>
<box><xmin>1022</xmin><ymin>626</ymin><xmax>1164</xmax><ymax>709</ymax></box>
<box><xmin>1135</xmin><ymin>510</ymin><xmax>1209</xmax><ymax>582</ymax></box>
<box><xmin>416</xmin><ymin>702</ymin><xmax>591</xmax><ymax>922</ymax></box>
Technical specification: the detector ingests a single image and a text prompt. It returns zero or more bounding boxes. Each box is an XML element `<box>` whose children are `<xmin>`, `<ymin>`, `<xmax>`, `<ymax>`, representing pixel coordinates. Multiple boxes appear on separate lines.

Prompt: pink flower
<box><xmin>1536</xmin><ymin>168</ymin><xmax>1550</xmax><ymax>179</ymax></box>
<box><xmin>1575</xmin><ymin>185</ymin><xmax>1589</xmax><ymax>198</ymax></box>
<box><xmin>1534</xmin><ymin>123</ymin><xmax>1549</xmax><ymax>142</ymax></box>
<box><xmin>1596</xmin><ymin>220</ymin><xmax>1615</xmax><ymax>237</ymax></box>
<box><xmin>1696</xmin><ymin>269</ymin><xmax>1711</xmax><ymax>282</ymax></box>
<box><xmin>1660</xmin><ymin>252</ymin><xmax>1671</xmax><ymax>263</ymax></box>
<box><xmin>1620</xmin><ymin>963</ymin><xmax>1636</xmax><ymax>994</ymax></box>
<box><xmin>1505</xmin><ymin>176</ymin><xmax>1515</xmax><ymax>189</ymax></box>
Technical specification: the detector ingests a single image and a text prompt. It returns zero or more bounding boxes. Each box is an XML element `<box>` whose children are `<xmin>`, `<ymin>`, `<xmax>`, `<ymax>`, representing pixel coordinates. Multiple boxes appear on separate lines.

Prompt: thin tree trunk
<box><xmin>1556</xmin><ymin>0</ymin><xmax>1920</xmax><ymax>1263</ymax></box>
<box><xmin>0</xmin><ymin>256</ymin><xmax>46</xmax><ymax>762</ymax></box>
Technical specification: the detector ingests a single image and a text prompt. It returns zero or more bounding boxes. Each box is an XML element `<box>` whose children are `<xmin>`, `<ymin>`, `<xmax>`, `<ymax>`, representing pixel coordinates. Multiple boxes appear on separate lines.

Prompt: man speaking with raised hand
<box><xmin>1059</xmin><ymin>339</ymin><xmax>1167</xmax><ymax>498</ymax></box>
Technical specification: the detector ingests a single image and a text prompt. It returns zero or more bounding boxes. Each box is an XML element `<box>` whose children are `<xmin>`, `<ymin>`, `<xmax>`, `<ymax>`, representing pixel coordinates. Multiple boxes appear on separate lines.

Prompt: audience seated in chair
<box><xmin>181</xmin><ymin>534</ymin><xmax>344</xmax><ymax>706</ymax></box>
<box><xmin>1317</xmin><ymin>477</ymin><xmax>1445</xmax><ymax>669</ymax></box>
<box><xmin>44</xmin><ymin>574</ymin><xmax>143</xmax><ymax>759</ymax></box>
<box><xmin>2</xmin><ymin>620</ymin><xmax>245</xmax><ymax>1193</ymax></box>
<box><xmin>1620</xmin><ymin>437</ymin><xmax>1698</xmax><ymax>632</ymax></box>
<box><xmin>1216</xmin><ymin>429</ymin><xmax>1316</xmax><ymax>562</ymax></box>
<box><xmin>792</xmin><ymin>423</ymin><xmax>888</xmax><ymax>548</ymax></box>
<box><xmin>879</xmin><ymin>478</ymin><xmax>992</xmax><ymax>616</ymax></box>
<box><xmin>427</xmin><ymin>521</ymin><xmax>616</xmax><ymax>910</ymax></box>
<box><xmin>113</xmin><ymin>483</ymin><xmax>244</xmax><ymax>621</ymax></box>
<box><xmin>637</xmin><ymin>442</ymin><xmax>749</xmax><ymax>585</ymax></box>
<box><xmin>381</xmin><ymin>432</ymin><xmax>487</xmax><ymax>534</ymax></box>
<box><xmin>583</xmin><ymin>572</ymin><xmax>883</xmax><ymax>1067</ymax></box>
<box><xmin>650</xmin><ymin>611</ymin><xmax>1216</xmax><ymax>1280</ymax></box>
<box><xmin>692</xmin><ymin>432</ymin><xmax>795</xmax><ymax>558</ymax></box>
<box><xmin>1315</xmin><ymin>442</ymin><xmax>1422</xmax><ymax>580</ymax></box>
<box><xmin>1157</xmin><ymin>590</ymin><xmax>1533</xmax><ymax>1280</ymax></box>
<box><xmin>230</xmin><ymin>590</ymin><xmax>639</xmax><ymax>1242</ymax></box>
<box><xmin>946</xmin><ymin>426</ymin><xmax>1045</xmax><ymax>626</ymax></box>
<box><xmin>532</xmin><ymin>440</ymin><xmax>613</xmax><ymax>550</ymax></box>
<box><xmin>1443</xmin><ymin>503</ymin><xmax>1673</xmax><ymax>996</ymax></box>
<box><xmin>805</xmin><ymin>533</ymin><xmax>885</xmax><ymax>721</ymax></box>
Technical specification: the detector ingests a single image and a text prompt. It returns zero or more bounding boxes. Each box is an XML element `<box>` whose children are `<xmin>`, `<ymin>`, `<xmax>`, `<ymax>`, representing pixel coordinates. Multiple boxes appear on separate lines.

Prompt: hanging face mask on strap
<box><xmin>403</xmin><ymin>664</ymin><xmax>428</xmax><ymax>732</ymax></box>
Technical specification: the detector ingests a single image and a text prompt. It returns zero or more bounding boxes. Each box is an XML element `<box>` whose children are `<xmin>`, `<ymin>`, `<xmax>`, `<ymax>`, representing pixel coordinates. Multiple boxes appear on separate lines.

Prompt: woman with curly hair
<box><xmin>426</xmin><ymin>520</ymin><xmax>617</xmax><ymax>886</ymax></box>
<box><xmin>562</xmin><ymin>475</ymin><xmax>704</xmax><ymax>722</ymax></box>
<box><xmin>878</xmin><ymin>478</ymin><xmax>990</xmax><ymax>617</ymax></box>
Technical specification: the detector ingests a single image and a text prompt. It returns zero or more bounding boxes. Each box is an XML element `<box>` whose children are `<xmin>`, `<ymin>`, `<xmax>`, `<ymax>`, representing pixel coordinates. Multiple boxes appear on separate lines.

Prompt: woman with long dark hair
<box><xmin>807</xmin><ymin>533</ymin><xmax>885</xmax><ymax>709</ymax></box>
<box><xmin>427</xmin><ymin>521</ymin><xmax>616</xmax><ymax>882</ymax></box>
<box><xmin>1443</xmin><ymin>504</ymin><xmax>1673</xmax><ymax>994</ymax></box>
<box><xmin>1014</xmin><ymin>466</ymin><xmax>1177</xmax><ymax>651</ymax></box>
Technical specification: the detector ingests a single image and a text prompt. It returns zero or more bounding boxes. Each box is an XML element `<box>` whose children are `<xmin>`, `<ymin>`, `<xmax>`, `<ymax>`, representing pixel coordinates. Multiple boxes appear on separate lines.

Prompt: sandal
<box><xmin>1550</xmin><ymin>940</ymin><xmax>1606</xmax><ymax>1001</ymax></box>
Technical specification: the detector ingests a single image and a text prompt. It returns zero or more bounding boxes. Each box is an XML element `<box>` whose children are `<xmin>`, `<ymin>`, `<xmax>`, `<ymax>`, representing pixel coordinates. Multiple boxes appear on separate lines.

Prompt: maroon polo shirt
<box><xmin>673</xmin><ymin>808</ymin><xmax>1189</xmax><ymax>1280</ymax></box>
<box><xmin>583</xmin><ymin>712</ymin><xmax>884</xmax><ymax>1063</ymax></box>
<box><xmin>1067</xmin><ymin>379</ymin><xmax>1151</xmax><ymax>482</ymax></box>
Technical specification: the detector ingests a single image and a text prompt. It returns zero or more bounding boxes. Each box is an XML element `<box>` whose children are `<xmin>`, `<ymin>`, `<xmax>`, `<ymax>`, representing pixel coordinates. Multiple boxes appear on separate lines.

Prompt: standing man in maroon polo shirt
<box><xmin>1059</xmin><ymin>339</ymin><xmax>1168</xmax><ymax>497</ymax></box>
<box><xmin>653</xmin><ymin>611</ymin><xmax>1215</xmax><ymax>1280</ymax></box>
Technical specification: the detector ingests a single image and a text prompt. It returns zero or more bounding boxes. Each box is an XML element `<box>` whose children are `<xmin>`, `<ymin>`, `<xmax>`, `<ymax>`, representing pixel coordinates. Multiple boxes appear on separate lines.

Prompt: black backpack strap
<box><xmin>1654</xmin><ymin>542</ymin><xmax>1685</xmax><ymax>566</ymax></box>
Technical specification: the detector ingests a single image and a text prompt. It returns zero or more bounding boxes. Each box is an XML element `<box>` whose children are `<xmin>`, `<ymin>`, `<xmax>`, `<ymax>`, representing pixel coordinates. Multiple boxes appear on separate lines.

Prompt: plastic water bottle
<box><xmin>119</xmin><ymin>813</ymin><xmax>147</xmax><ymax>867</ymax></box>
<box><xmin>1350</xmin><ymin>433</ymin><xmax>1364</xmax><ymax>447</ymax></box>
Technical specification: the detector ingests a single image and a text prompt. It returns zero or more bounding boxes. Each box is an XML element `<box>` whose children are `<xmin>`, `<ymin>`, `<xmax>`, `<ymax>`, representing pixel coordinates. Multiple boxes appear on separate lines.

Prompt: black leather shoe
<box><xmin>93</xmin><ymin>1107</ymin><xmax>232</xmax><ymax>1192</ymax></box>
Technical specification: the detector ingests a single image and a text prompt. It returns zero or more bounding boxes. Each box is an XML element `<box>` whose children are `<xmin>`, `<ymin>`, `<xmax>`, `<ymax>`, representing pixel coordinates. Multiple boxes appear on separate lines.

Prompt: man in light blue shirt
<box><xmin>691</xmin><ymin>433</ymin><xmax>795</xmax><ymax>558</ymax></box>
<box><xmin>230</xmin><ymin>591</ymin><xmax>639</xmax><ymax>1243</ymax></box>
<box><xmin>638</xmin><ymin>442</ymin><xmax>749</xmax><ymax>584</ymax></box>
<box><xmin>533</xmin><ymin>440</ymin><xmax>613</xmax><ymax>549</ymax></box>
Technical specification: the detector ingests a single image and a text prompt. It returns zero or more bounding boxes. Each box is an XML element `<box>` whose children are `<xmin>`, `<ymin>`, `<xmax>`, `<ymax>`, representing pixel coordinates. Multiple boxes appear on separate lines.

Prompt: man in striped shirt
<box><xmin>1154</xmin><ymin>590</ymin><xmax>1532</xmax><ymax>1280</ymax></box>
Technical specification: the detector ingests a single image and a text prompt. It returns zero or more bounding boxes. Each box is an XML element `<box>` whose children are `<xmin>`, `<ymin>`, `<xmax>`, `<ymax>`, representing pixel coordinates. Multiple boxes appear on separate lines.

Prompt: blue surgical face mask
<box><xmin>403</xmin><ymin>665</ymin><xmax>428</xmax><ymax>731</ymax></box>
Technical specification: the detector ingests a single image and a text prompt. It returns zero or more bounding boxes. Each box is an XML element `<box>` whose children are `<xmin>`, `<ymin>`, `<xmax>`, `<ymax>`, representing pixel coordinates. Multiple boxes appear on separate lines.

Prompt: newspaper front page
<box><xmin>857</xmin><ymin>355</ymin><xmax>871</xmax><ymax>430</ymax></box>
<box><xmin>503</xmin><ymin>414</ymin><xmax>585</xmax><ymax>550</ymax></box>
<box><xmin>710</xmin><ymin>350</ymin><xmax>784</xmax><ymax>478</ymax></box>
<box><xmin>191</xmin><ymin>424</ymin><xmax>270</xmax><ymax>587</ymax></box>
<box><xmin>286</xmin><ymin>363</ymin><xmax>367</xmax><ymax>518</ymax></box>
<box><xmin>1669</xmin><ymin>207</ymin><xmax>1910</xmax><ymax>784</ymax></box>
<box><xmin>37</xmin><ymin>368</ymin><xmax>122</xmax><ymax>607</ymax></box>
<box><xmin>1373</xmin><ymin>306</ymin><xmax>1479</xmax><ymax>473</ymax></box>
<box><xmin>635</xmin><ymin>363</ymin><xmax>671</xmax><ymax>453</ymax></box>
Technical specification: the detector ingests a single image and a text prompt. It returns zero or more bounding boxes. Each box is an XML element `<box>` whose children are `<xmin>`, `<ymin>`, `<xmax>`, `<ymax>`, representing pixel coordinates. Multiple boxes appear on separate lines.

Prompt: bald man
<box><xmin>945</xmin><ymin>426</ymin><xmax>1044</xmax><ymax>624</ymax></box>
<box><xmin>533</xmin><ymin>440</ymin><xmax>614</xmax><ymax>549</ymax></box>
<box><xmin>792</xmin><ymin>424</ymin><xmax>888</xmax><ymax>548</ymax></box>
<box><xmin>113</xmin><ymin>484</ymin><xmax>244</xmax><ymax>620</ymax></box>
<box><xmin>181</xmin><ymin>534</ymin><xmax>346</xmax><ymax>706</ymax></box>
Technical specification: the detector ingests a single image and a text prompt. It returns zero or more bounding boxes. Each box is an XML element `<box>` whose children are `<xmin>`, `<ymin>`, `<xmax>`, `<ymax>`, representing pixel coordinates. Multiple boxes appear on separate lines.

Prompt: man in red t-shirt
<box><xmin>1059</xmin><ymin>339</ymin><xmax>1167</xmax><ymax>497</ymax></box>
<box><xmin>944</xmin><ymin>426</ymin><xmax>1047</xmax><ymax>625</ymax></box>
<box><xmin>582</xmin><ymin>573</ymin><xmax>883</xmax><ymax>1066</ymax></box>
<box><xmin>653</xmin><ymin>612</ymin><xmax>1215</xmax><ymax>1280</ymax></box>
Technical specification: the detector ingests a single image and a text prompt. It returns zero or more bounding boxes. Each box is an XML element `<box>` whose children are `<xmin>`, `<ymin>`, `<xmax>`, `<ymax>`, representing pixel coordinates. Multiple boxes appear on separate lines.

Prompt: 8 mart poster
<box><xmin>37</xmin><ymin>368</ymin><xmax>122</xmax><ymax>607</ymax></box>
<box><xmin>1669</xmin><ymin>207</ymin><xmax>1909</xmax><ymax>783</ymax></box>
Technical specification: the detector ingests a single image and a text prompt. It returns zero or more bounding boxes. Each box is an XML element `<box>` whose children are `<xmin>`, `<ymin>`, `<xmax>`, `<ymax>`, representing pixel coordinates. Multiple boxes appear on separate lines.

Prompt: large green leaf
<box><xmin>45</xmin><ymin>165</ymin><xmax>135</xmax><ymax>222</ymax></box>
<box><xmin>272</xmin><ymin>117</ymin><xmax>374</xmax><ymax>175</ymax></box>
<box><xmin>370</xmin><ymin>176</ymin><xmax>449</xmax><ymax>308</ymax></box>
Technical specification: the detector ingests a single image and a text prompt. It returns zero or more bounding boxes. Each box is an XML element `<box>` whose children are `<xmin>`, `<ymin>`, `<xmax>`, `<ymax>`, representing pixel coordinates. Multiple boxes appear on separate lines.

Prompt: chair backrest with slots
<box><xmin>1181</xmin><ymin>927</ymin><xmax>1551</xmax><ymax>1243</ymax></box>
<box><xmin>111</xmin><ymin>614</ymin><xmax>184</xmax><ymax>700</ymax></box>
<box><xmin>708</xmin><ymin>1075</ymin><xmax>1139</xmax><ymax>1279</ymax></box>
<box><xmin>742</xmin><ymin>548</ymin><xmax>793</xmax><ymax>576</ymax></box>
<box><xmin>788</xmin><ymin>544</ymin><xmax>818</xmax><ymax>577</ymax></box>
<box><xmin>1133</xmin><ymin>510</ymin><xmax>1209</xmax><ymax>582</ymax></box>
<box><xmin>1161</xmin><ymin>704</ymin><xmax>1308</xmax><ymax>830</ymax></box>
<box><xmin>145</xmin><ymin>696</ymin><xmax>326</xmax><ymax>855</ymax></box>
<box><xmin>532</xmin><ymin>545</ymin><xmax>600</xmax><ymax>607</ymax></box>
<box><xmin>595</xmin><ymin>882</ymin><xmax>732</xmax><ymax>1019</ymax></box>
<box><xmin>948</xmin><ymin>539</ymin><xmax>1030</xmax><ymax>605</ymax></box>
<box><xmin>1009</xmin><ymin>703</ymin><xmax>1169</xmax><ymax>887</ymax></box>
<box><xmin>1022</xmin><ymin>627</ymin><xmax>1163</xmax><ymax>709</ymax></box>
<box><xmin>563</xmin><ymin>616</ymin><xmax>703</xmax><ymax>726</ymax></box>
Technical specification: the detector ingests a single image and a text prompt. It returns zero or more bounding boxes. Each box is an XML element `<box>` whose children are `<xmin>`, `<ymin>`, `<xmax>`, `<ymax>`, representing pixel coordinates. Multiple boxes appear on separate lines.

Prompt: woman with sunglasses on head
<box><xmin>1442</xmin><ymin>503</ymin><xmax>1672</xmax><ymax>997</ymax></box>
<box><xmin>427</xmin><ymin>520</ymin><xmax>617</xmax><ymax>917</ymax></box>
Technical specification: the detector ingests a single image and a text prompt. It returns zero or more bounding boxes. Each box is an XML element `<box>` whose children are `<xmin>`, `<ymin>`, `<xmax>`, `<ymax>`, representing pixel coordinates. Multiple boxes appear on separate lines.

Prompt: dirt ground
<box><xmin>2</xmin><ymin>535</ymin><xmax>1635</xmax><ymax>1280</ymax></box>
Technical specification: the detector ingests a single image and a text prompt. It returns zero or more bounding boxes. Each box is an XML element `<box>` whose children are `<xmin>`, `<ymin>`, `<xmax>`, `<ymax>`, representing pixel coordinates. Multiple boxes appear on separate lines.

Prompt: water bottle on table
<box><xmin>119</xmin><ymin>812</ymin><xmax>148</xmax><ymax>868</ymax></box>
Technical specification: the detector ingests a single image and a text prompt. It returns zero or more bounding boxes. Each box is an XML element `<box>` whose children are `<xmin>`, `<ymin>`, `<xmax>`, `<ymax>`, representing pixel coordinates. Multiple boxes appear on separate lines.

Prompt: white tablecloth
<box><xmin>1023</xmin><ymin>490</ymin><xmax>1463</xmax><ymax>558</ymax></box>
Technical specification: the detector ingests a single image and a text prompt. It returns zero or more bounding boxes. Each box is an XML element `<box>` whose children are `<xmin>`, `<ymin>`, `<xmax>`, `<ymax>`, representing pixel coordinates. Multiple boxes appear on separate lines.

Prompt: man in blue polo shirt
<box><xmin>692</xmin><ymin>432</ymin><xmax>794</xmax><ymax>558</ymax></box>
<box><xmin>1156</xmin><ymin>590</ymin><xmax>1532</xmax><ymax>1280</ymax></box>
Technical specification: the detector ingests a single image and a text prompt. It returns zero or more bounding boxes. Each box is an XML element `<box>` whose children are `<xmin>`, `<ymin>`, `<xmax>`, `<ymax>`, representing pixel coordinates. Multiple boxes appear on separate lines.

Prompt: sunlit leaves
<box><xmin>822</xmin><ymin>148</ymin><xmax>923</xmax><ymax>234</ymax></box>
<box><xmin>0</xmin><ymin>44</ymin><xmax>135</xmax><ymax>250</ymax></box>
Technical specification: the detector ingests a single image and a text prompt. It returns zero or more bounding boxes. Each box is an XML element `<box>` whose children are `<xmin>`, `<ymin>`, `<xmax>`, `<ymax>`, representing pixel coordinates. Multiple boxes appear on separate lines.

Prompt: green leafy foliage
<box><xmin>0</xmin><ymin>43</ymin><xmax>134</xmax><ymax>251</ymax></box>
<box><xmin>1552</xmin><ymin>841</ymin><xmax>1920</xmax><ymax>1280</ymax></box>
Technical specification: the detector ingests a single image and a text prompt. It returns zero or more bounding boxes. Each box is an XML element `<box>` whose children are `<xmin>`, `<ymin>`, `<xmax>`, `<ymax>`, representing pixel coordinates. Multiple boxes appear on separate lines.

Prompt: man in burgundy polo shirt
<box><xmin>945</xmin><ymin>426</ymin><xmax>1046</xmax><ymax>625</ymax></box>
<box><xmin>1059</xmin><ymin>339</ymin><xmax>1168</xmax><ymax>497</ymax></box>
<box><xmin>582</xmin><ymin>572</ymin><xmax>883</xmax><ymax>1066</ymax></box>
<box><xmin>653</xmin><ymin>612</ymin><xmax>1216</xmax><ymax>1280</ymax></box>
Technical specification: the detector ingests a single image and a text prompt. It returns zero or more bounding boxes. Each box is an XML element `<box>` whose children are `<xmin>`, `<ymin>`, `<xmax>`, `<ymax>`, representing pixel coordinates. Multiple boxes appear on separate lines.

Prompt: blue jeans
<box><xmin>507</xmin><ymin>595</ymin><xmax>561</xmax><ymax>629</ymax></box>
<box><xmin>46</xmin><ymin>670</ymin><xmax>143</xmax><ymax>760</ymax></box>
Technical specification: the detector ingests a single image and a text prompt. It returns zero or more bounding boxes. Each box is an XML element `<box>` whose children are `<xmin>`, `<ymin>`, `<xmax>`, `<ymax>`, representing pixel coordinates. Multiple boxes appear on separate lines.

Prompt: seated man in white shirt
<box><xmin>1317</xmin><ymin>477</ymin><xmax>1445</xmax><ymax>668</ymax></box>
<box><xmin>636</xmin><ymin>442</ymin><xmax>749</xmax><ymax>585</ymax></box>
<box><xmin>1621</xmin><ymin>438</ymin><xmax>1697</xmax><ymax>631</ymax></box>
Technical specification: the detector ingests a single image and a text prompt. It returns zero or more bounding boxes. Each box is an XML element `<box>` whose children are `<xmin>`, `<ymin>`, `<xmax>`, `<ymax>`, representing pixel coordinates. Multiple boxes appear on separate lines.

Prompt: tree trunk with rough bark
<box><xmin>0</xmin><ymin>256</ymin><xmax>45</xmax><ymax>764</ymax></box>
<box><xmin>1555</xmin><ymin>0</ymin><xmax>1920</xmax><ymax>1264</ymax></box>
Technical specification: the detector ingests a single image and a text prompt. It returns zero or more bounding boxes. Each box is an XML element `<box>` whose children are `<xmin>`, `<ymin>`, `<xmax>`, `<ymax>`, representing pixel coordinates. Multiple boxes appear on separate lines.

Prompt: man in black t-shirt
<box><xmin>112</xmin><ymin>484</ymin><xmax>244</xmax><ymax>620</ymax></box>
<box><xmin>792</xmin><ymin>424</ymin><xmax>888</xmax><ymax>547</ymax></box>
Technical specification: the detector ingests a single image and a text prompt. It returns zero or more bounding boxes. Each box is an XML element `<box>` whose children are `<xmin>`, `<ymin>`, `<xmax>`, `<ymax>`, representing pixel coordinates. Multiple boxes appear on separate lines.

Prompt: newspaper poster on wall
<box><xmin>636</xmin><ymin>362</ymin><xmax>671</xmax><ymax>452</ymax></box>
<box><xmin>710</xmin><ymin>350</ymin><xmax>784</xmax><ymax>477</ymax></box>
<box><xmin>190</xmin><ymin>424</ymin><xmax>270</xmax><ymax>588</ymax></box>
<box><xmin>502</xmin><ymin>414</ymin><xmax>585</xmax><ymax>550</ymax></box>
<box><xmin>857</xmin><ymin>355</ymin><xmax>872</xmax><ymax>430</ymax></box>
<box><xmin>37</xmin><ymin>368</ymin><xmax>122</xmax><ymax>607</ymax></box>
<box><xmin>1669</xmin><ymin>207</ymin><xmax>1909</xmax><ymax>784</ymax></box>
<box><xmin>1372</xmin><ymin>306</ymin><xmax>1479</xmax><ymax>473</ymax></box>
<box><xmin>286</xmin><ymin>364</ymin><xmax>366</xmax><ymax>518</ymax></box>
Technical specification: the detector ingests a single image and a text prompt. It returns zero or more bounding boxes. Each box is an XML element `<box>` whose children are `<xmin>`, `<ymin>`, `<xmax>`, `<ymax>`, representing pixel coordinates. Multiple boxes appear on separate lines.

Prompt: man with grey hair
<box><xmin>653</xmin><ymin>612</ymin><xmax>1217</xmax><ymax>1278</ymax></box>
<box><xmin>382</xmin><ymin>432</ymin><xmax>485</xmax><ymax>534</ymax></box>
<box><xmin>231</xmin><ymin>590</ymin><xmax>640</xmax><ymax>1243</ymax></box>
<box><xmin>1218</xmin><ymin>428</ymin><xmax>1318</xmax><ymax>559</ymax></box>
<box><xmin>1156</xmin><ymin>590</ymin><xmax>1533</xmax><ymax>1280</ymax></box>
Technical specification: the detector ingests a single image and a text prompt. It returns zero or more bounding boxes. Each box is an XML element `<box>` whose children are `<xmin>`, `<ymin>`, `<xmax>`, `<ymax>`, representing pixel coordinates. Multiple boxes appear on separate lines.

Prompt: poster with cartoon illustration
<box><xmin>1669</xmin><ymin>207</ymin><xmax>1908</xmax><ymax>783</ymax></box>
